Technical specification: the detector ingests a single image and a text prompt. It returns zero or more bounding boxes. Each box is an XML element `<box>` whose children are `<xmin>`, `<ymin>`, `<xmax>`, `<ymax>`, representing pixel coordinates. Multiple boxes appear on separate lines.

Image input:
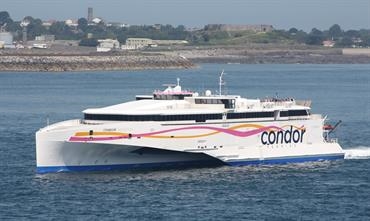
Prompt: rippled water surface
<box><xmin>0</xmin><ymin>64</ymin><xmax>369</xmax><ymax>220</ymax></box>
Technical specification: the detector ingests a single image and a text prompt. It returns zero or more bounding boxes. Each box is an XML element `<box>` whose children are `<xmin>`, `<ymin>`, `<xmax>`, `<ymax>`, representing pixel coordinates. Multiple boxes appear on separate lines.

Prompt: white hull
<box><xmin>36</xmin><ymin>117</ymin><xmax>344</xmax><ymax>173</ymax></box>
<box><xmin>36</xmin><ymin>140</ymin><xmax>222</xmax><ymax>173</ymax></box>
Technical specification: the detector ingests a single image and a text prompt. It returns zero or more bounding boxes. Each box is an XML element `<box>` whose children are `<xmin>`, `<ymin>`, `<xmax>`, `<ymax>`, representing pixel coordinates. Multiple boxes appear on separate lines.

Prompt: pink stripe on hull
<box><xmin>69</xmin><ymin>125</ymin><xmax>284</xmax><ymax>142</ymax></box>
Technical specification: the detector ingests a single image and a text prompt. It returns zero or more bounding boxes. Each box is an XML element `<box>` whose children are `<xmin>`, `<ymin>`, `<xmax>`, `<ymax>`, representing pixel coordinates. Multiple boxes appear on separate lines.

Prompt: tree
<box><xmin>49</xmin><ymin>21</ymin><xmax>75</xmax><ymax>39</ymax></box>
<box><xmin>23</xmin><ymin>16</ymin><xmax>35</xmax><ymax>24</ymax></box>
<box><xmin>328</xmin><ymin>24</ymin><xmax>342</xmax><ymax>39</ymax></box>
<box><xmin>336</xmin><ymin>36</ymin><xmax>353</xmax><ymax>47</ymax></box>
<box><xmin>6</xmin><ymin>21</ymin><xmax>21</xmax><ymax>33</ymax></box>
<box><xmin>202</xmin><ymin>33</ymin><xmax>210</xmax><ymax>42</ymax></box>
<box><xmin>49</xmin><ymin>21</ymin><xmax>65</xmax><ymax>35</ymax></box>
<box><xmin>176</xmin><ymin>25</ymin><xmax>185</xmax><ymax>32</ymax></box>
<box><xmin>27</xmin><ymin>19</ymin><xmax>46</xmax><ymax>39</ymax></box>
<box><xmin>77</xmin><ymin>18</ymin><xmax>88</xmax><ymax>32</ymax></box>
<box><xmin>288</xmin><ymin>27</ymin><xmax>298</xmax><ymax>34</ymax></box>
<box><xmin>360</xmin><ymin>35</ymin><xmax>370</xmax><ymax>47</ymax></box>
<box><xmin>85</xmin><ymin>24</ymin><xmax>107</xmax><ymax>38</ymax></box>
<box><xmin>310</xmin><ymin>28</ymin><xmax>323</xmax><ymax>36</ymax></box>
<box><xmin>0</xmin><ymin>11</ymin><xmax>15</xmax><ymax>31</ymax></box>
<box><xmin>79</xmin><ymin>38</ymin><xmax>98</xmax><ymax>47</ymax></box>
<box><xmin>305</xmin><ymin>28</ymin><xmax>324</xmax><ymax>45</ymax></box>
<box><xmin>344</xmin><ymin>30</ymin><xmax>360</xmax><ymax>38</ymax></box>
<box><xmin>23</xmin><ymin>16</ymin><xmax>47</xmax><ymax>40</ymax></box>
<box><xmin>0</xmin><ymin>11</ymin><xmax>11</xmax><ymax>25</ymax></box>
<box><xmin>293</xmin><ymin>30</ymin><xmax>308</xmax><ymax>43</ymax></box>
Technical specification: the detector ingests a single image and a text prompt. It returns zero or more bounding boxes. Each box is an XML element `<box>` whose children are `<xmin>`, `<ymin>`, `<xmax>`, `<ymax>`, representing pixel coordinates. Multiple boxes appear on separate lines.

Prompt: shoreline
<box><xmin>161</xmin><ymin>46</ymin><xmax>370</xmax><ymax>64</ymax></box>
<box><xmin>1</xmin><ymin>46</ymin><xmax>369</xmax><ymax>72</ymax></box>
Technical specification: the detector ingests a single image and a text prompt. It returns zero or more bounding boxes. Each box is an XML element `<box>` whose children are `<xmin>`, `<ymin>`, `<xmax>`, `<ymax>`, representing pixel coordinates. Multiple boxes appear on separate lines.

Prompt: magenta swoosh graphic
<box><xmin>69</xmin><ymin>125</ymin><xmax>283</xmax><ymax>142</ymax></box>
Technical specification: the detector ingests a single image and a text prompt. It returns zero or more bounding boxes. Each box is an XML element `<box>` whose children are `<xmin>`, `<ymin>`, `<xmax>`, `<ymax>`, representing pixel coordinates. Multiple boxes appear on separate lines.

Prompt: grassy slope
<box><xmin>197</xmin><ymin>30</ymin><xmax>296</xmax><ymax>45</ymax></box>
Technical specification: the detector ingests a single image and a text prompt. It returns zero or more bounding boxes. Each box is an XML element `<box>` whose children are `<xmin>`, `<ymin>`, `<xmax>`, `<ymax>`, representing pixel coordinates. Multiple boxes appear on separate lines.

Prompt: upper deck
<box><xmin>83</xmin><ymin>77</ymin><xmax>311</xmax><ymax>122</ymax></box>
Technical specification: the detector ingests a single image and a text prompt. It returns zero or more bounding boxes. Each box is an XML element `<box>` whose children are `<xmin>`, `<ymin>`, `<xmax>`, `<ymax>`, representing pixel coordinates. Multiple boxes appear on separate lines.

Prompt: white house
<box><xmin>97</xmin><ymin>39</ymin><xmax>120</xmax><ymax>52</ymax></box>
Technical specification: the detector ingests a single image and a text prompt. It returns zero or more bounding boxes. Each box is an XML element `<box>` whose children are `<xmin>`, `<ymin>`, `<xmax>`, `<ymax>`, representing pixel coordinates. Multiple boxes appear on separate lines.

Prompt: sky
<box><xmin>1</xmin><ymin>0</ymin><xmax>370</xmax><ymax>31</ymax></box>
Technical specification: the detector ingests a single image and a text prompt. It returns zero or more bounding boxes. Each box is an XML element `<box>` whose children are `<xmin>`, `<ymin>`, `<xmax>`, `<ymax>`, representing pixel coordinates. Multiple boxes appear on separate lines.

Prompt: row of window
<box><xmin>153</xmin><ymin>94</ymin><xmax>192</xmax><ymax>100</ymax></box>
<box><xmin>279</xmin><ymin>110</ymin><xmax>309</xmax><ymax>117</ymax></box>
<box><xmin>195</xmin><ymin>99</ymin><xmax>235</xmax><ymax>109</ymax></box>
<box><xmin>227</xmin><ymin>112</ymin><xmax>274</xmax><ymax>119</ymax></box>
<box><xmin>84</xmin><ymin>113</ymin><xmax>222</xmax><ymax>122</ymax></box>
<box><xmin>84</xmin><ymin>110</ymin><xmax>308</xmax><ymax>122</ymax></box>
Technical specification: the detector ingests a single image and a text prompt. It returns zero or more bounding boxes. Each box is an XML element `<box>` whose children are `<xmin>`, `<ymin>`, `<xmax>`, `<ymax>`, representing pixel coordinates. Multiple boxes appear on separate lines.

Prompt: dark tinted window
<box><xmin>280</xmin><ymin>110</ymin><xmax>309</xmax><ymax>117</ymax></box>
<box><xmin>86</xmin><ymin>111</ymin><xmax>276</xmax><ymax>121</ymax></box>
<box><xmin>154</xmin><ymin>94</ymin><xmax>191</xmax><ymax>100</ymax></box>
<box><xmin>84</xmin><ymin>113</ymin><xmax>223</xmax><ymax>122</ymax></box>
<box><xmin>227</xmin><ymin>112</ymin><xmax>274</xmax><ymax>119</ymax></box>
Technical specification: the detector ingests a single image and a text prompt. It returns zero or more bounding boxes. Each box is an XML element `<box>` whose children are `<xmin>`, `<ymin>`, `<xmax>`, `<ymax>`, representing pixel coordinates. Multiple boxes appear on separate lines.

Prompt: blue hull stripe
<box><xmin>226</xmin><ymin>154</ymin><xmax>345</xmax><ymax>166</ymax></box>
<box><xmin>37</xmin><ymin>154</ymin><xmax>344</xmax><ymax>174</ymax></box>
<box><xmin>36</xmin><ymin>159</ymin><xmax>222</xmax><ymax>174</ymax></box>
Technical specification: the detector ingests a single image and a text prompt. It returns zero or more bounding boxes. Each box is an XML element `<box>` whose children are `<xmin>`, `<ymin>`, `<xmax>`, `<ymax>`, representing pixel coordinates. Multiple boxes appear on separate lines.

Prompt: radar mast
<box><xmin>219</xmin><ymin>70</ymin><xmax>226</xmax><ymax>96</ymax></box>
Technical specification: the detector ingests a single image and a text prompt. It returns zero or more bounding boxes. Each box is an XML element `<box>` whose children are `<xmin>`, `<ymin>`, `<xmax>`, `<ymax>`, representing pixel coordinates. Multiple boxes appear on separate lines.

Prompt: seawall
<box><xmin>0</xmin><ymin>54</ymin><xmax>194</xmax><ymax>72</ymax></box>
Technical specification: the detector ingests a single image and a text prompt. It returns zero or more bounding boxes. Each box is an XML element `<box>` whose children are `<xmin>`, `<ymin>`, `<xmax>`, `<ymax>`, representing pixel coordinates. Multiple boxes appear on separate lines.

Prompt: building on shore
<box><xmin>322</xmin><ymin>40</ymin><xmax>335</xmax><ymax>47</ymax></box>
<box><xmin>0</xmin><ymin>32</ymin><xmax>13</xmax><ymax>44</ymax></box>
<box><xmin>35</xmin><ymin>35</ymin><xmax>55</xmax><ymax>42</ymax></box>
<box><xmin>0</xmin><ymin>32</ymin><xmax>15</xmax><ymax>49</ymax></box>
<box><xmin>97</xmin><ymin>39</ymin><xmax>120</xmax><ymax>52</ymax></box>
<box><xmin>123</xmin><ymin>38</ymin><xmax>153</xmax><ymax>50</ymax></box>
<box><xmin>32</xmin><ymin>43</ymin><xmax>48</xmax><ymax>49</ymax></box>
<box><xmin>122</xmin><ymin>38</ymin><xmax>188</xmax><ymax>50</ymax></box>
<box><xmin>91</xmin><ymin>17</ymin><xmax>103</xmax><ymax>25</ymax></box>
<box><xmin>204</xmin><ymin>24</ymin><xmax>274</xmax><ymax>32</ymax></box>
<box><xmin>107</xmin><ymin>22</ymin><xmax>129</xmax><ymax>28</ymax></box>
<box><xmin>88</xmin><ymin>7</ymin><xmax>93</xmax><ymax>23</ymax></box>
<box><xmin>42</xmin><ymin>20</ymin><xmax>55</xmax><ymax>28</ymax></box>
<box><xmin>152</xmin><ymin>40</ymin><xmax>189</xmax><ymax>45</ymax></box>
<box><xmin>65</xmin><ymin>19</ymin><xmax>78</xmax><ymax>27</ymax></box>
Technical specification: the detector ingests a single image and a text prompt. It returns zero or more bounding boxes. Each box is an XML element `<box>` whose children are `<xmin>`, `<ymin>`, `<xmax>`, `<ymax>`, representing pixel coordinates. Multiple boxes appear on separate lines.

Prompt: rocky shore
<box><xmin>162</xmin><ymin>46</ymin><xmax>370</xmax><ymax>64</ymax></box>
<box><xmin>0</xmin><ymin>53</ymin><xmax>194</xmax><ymax>72</ymax></box>
<box><xmin>1</xmin><ymin>45</ymin><xmax>369</xmax><ymax>72</ymax></box>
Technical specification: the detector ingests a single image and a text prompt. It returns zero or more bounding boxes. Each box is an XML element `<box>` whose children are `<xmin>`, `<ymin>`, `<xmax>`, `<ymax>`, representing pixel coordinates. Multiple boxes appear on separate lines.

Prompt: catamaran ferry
<box><xmin>36</xmin><ymin>72</ymin><xmax>344</xmax><ymax>173</ymax></box>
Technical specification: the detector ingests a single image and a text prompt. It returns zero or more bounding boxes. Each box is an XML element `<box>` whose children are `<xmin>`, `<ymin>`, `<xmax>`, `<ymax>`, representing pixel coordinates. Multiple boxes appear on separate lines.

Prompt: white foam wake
<box><xmin>344</xmin><ymin>147</ymin><xmax>370</xmax><ymax>159</ymax></box>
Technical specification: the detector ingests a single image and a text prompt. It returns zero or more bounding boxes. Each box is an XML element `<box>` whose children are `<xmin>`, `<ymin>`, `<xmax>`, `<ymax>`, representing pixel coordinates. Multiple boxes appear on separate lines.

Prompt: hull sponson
<box><xmin>36</xmin><ymin>138</ymin><xmax>224</xmax><ymax>173</ymax></box>
<box><xmin>37</xmin><ymin>153</ymin><xmax>344</xmax><ymax>173</ymax></box>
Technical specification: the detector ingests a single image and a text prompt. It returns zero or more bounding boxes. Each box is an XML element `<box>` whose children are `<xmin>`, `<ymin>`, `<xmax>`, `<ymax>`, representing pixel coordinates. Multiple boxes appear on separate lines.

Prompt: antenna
<box><xmin>219</xmin><ymin>70</ymin><xmax>226</xmax><ymax>96</ymax></box>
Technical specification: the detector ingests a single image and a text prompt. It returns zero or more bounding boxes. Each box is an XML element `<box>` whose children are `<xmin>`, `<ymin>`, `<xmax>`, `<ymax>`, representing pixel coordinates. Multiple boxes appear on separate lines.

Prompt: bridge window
<box><xmin>195</xmin><ymin>99</ymin><xmax>235</xmax><ymax>109</ymax></box>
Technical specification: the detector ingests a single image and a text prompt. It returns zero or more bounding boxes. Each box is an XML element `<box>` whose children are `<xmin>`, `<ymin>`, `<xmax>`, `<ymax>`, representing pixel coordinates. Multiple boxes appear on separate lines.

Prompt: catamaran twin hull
<box><xmin>36</xmin><ymin>117</ymin><xmax>344</xmax><ymax>173</ymax></box>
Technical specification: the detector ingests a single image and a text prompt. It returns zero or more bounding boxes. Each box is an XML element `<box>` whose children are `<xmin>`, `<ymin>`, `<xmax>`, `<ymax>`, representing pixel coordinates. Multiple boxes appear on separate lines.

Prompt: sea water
<box><xmin>0</xmin><ymin>64</ymin><xmax>369</xmax><ymax>220</ymax></box>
